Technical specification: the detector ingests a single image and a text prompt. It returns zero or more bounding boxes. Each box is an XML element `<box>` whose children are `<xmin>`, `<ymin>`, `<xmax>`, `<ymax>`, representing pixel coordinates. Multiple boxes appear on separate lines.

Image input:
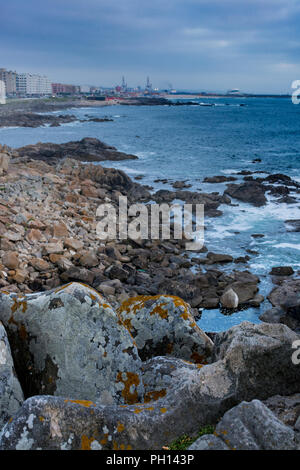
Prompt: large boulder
<box><xmin>117</xmin><ymin>295</ymin><xmax>213</xmax><ymax>362</ymax></box>
<box><xmin>212</xmin><ymin>321</ymin><xmax>300</xmax><ymax>399</ymax></box>
<box><xmin>0</xmin><ymin>283</ymin><xmax>144</xmax><ymax>405</ymax></box>
<box><xmin>189</xmin><ymin>400</ymin><xmax>297</xmax><ymax>450</ymax></box>
<box><xmin>0</xmin><ymin>322</ymin><xmax>24</xmax><ymax>430</ymax></box>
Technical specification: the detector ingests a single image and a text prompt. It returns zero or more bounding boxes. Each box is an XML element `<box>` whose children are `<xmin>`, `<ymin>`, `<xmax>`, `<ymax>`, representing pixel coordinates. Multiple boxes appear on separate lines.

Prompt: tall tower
<box><xmin>121</xmin><ymin>76</ymin><xmax>127</xmax><ymax>91</ymax></box>
<box><xmin>145</xmin><ymin>76</ymin><xmax>152</xmax><ymax>93</ymax></box>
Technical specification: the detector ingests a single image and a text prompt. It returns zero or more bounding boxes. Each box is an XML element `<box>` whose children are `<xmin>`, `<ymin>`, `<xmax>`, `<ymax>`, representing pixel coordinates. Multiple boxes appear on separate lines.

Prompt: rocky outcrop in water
<box><xmin>15</xmin><ymin>137</ymin><xmax>138</xmax><ymax>164</ymax></box>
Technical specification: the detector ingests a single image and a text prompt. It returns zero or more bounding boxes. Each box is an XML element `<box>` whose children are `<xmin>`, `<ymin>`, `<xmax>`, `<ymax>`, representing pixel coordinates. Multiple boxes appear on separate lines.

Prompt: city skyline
<box><xmin>1</xmin><ymin>0</ymin><xmax>300</xmax><ymax>93</ymax></box>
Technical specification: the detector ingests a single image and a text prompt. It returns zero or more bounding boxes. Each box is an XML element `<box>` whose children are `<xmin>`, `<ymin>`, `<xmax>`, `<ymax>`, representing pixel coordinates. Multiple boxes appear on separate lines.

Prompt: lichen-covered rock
<box><xmin>0</xmin><ymin>358</ymin><xmax>235</xmax><ymax>450</ymax></box>
<box><xmin>212</xmin><ymin>321</ymin><xmax>300</xmax><ymax>399</ymax></box>
<box><xmin>117</xmin><ymin>295</ymin><xmax>213</xmax><ymax>362</ymax></box>
<box><xmin>189</xmin><ymin>400</ymin><xmax>297</xmax><ymax>450</ymax></box>
<box><xmin>1</xmin><ymin>322</ymin><xmax>300</xmax><ymax>450</ymax></box>
<box><xmin>0</xmin><ymin>322</ymin><xmax>24</xmax><ymax>430</ymax></box>
<box><xmin>0</xmin><ymin>283</ymin><xmax>144</xmax><ymax>405</ymax></box>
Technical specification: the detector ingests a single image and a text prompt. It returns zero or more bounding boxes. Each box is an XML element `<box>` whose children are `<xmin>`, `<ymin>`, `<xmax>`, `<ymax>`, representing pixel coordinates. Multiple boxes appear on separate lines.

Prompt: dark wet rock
<box><xmin>268</xmin><ymin>278</ymin><xmax>300</xmax><ymax>307</ymax></box>
<box><xmin>190</xmin><ymin>400</ymin><xmax>297</xmax><ymax>450</ymax></box>
<box><xmin>225</xmin><ymin>182</ymin><xmax>267</xmax><ymax>207</ymax></box>
<box><xmin>285</xmin><ymin>220</ymin><xmax>300</xmax><ymax>232</ymax></box>
<box><xmin>0</xmin><ymin>283</ymin><xmax>144</xmax><ymax>404</ymax></box>
<box><xmin>0</xmin><ymin>113</ymin><xmax>77</xmax><ymax>128</ymax></box>
<box><xmin>172</xmin><ymin>181</ymin><xmax>192</xmax><ymax>189</ymax></box>
<box><xmin>262</xmin><ymin>279</ymin><xmax>300</xmax><ymax>331</ymax></box>
<box><xmin>117</xmin><ymin>295</ymin><xmax>213</xmax><ymax>362</ymax></box>
<box><xmin>204</xmin><ymin>175</ymin><xmax>237</xmax><ymax>183</ymax></box>
<box><xmin>206</xmin><ymin>252</ymin><xmax>233</xmax><ymax>264</ymax></box>
<box><xmin>16</xmin><ymin>137</ymin><xmax>138</xmax><ymax>164</ymax></box>
<box><xmin>269</xmin><ymin>266</ymin><xmax>294</xmax><ymax>276</ymax></box>
<box><xmin>0</xmin><ymin>322</ymin><xmax>24</xmax><ymax>429</ymax></box>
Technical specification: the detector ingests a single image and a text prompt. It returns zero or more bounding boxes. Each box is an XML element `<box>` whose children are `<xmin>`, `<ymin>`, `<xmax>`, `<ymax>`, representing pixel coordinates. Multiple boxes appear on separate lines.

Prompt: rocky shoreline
<box><xmin>0</xmin><ymin>127</ymin><xmax>300</xmax><ymax>449</ymax></box>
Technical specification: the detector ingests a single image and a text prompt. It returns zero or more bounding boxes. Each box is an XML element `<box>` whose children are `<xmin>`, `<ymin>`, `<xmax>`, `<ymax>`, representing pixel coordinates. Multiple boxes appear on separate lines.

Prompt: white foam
<box><xmin>276</xmin><ymin>243</ymin><xmax>300</xmax><ymax>251</ymax></box>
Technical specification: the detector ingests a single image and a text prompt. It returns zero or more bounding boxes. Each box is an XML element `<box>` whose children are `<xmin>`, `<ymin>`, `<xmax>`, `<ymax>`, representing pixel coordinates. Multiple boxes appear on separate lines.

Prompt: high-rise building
<box><xmin>0</xmin><ymin>68</ymin><xmax>17</xmax><ymax>95</ymax></box>
<box><xmin>16</xmin><ymin>73</ymin><xmax>52</xmax><ymax>95</ymax></box>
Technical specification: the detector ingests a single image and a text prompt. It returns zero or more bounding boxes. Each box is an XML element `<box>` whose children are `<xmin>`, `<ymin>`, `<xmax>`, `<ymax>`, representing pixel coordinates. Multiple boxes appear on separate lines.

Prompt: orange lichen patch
<box><xmin>117</xmin><ymin>422</ymin><xmax>125</xmax><ymax>433</ymax></box>
<box><xmin>197</xmin><ymin>364</ymin><xmax>204</xmax><ymax>369</ymax></box>
<box><xmin>54</xmin><ymin>282</ymin><xmax>73</xmax><ymax>294</ymax></box>
<box><xmin>122</xmin><ymin>317</ymin><xmax>133</xmax><ymax>331</ymax></box>
<box><xmin>119</xmin><ymin>294</ymin><xmax>190</xmax><ymax>317</ymax></box>
<box><xmin>133</xmin><ymin>408</ymin><xmax>143</xmax><ymax>414</ymax></box>
<box><xmin>112</xmin><ymin>442</ymin><xmax>132</xmax><ymax>450</ymax></box>
<box><xmin>11</xmin><ymin>296</ymin><xmax>27</xmax><ymax>314</ymax></box>
<box><xmin>160</xmin><ymin>408</ymin><xmax>167</xmax><ymax>414</ymax></box>
<box><xmin>102</xmin><ymin>303</ymin><xmax>111</xmax><ymax>309</ymax></box>
<box><xmin>81</xmin><ymin>435</ymin><xmax>95</xmax><ymax>450</ymax></box>
<box><xmin>100</xmin><ymin>433</ymin><xmax>109</xmax><ymax>445</ymax></box>
<box><xmin>0</xmin><ymin>290</ymin><xmax>10</xmax><ymax>295</ymax></box>
<box><xmin>116</xmin><ymin>372</ymin><xmax>140</xmax><ymax>405</ymax></box>
<box><xmin>189</xmin><ymin>322</ymin><xmax>197</xmax><ymax>328</ymax></box>
<box><xmin>150</xmin><ymin>303</ymin><xmax>168</xmax><ymax>320</ymax></box>
<box><xmin>166</xmin><ymin>342</ymin><xmax>174</xmax><ymax>354</ymax></box>
<box><xmin>190</xmin><ymin>351</ymin><xmax>205</xmax><ymax>364</ymax></box>
<box><xmin>103</xmin><ymin>351</ymin><xmax>107</xmax><ymax>358</ymax></box>
<box><xmin>39</xmin><ymin>416</ymin><xmax>45</xmax><ymax>422</ymax></box>
<box><xmin>64</xmin><ymin>399</ymin><xmax>95</xmax><ymax>408</ymax></box>
<box><xmin>180</xmin><ymin>311</ymin><xmax>189</xmax><ymax>321</ymax></box>
<box><xmin>89</xmin><ymin>294</ymin><xmax>97</xmax><ymax>302</ymax></box>
<box><xmin>144</xmin><ymin>389</ymin><xmax>167</xmax><ymax>403</ymax></box>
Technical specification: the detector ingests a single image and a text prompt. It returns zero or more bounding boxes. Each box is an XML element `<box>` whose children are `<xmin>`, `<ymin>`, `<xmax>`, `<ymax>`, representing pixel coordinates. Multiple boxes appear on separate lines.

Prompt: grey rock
<box><xmin>220</xmin><ymin>288</ymin><xmax>239</xmax><ymax>309</ymax></box>
<box><xmin>117</xmin><ymin>295</ymin><xmax>213</xmax><ymax>362</ymax></box>
<box><xmin>212</xmin><ymin>321</ymin><xmax>300</xmax><ymax>399</ymax></box>
<box><xmin>0</xmin><ymin>322</ymin><xmax>24</xmax><ymax>430</ymax></box>
<box><xmin>188</xmin><ymin>434</ymin><xmax>229</xmax><ymax>450</ymax></box>
<box><xmin>0</xmin><ymin>283</ymin><xmax>144</xmax><ymax>405</ymax></box>
<box><xmin>214</xmin><ymin>400</ymin><xmax>297</xmax><ymax>450</ymax></box>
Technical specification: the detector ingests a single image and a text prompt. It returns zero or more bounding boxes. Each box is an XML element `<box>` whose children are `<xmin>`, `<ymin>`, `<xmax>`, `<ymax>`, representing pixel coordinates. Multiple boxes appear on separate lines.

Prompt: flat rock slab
<box><xmin>0</xmin><ymin>283</ymin><xmax>144</xmax><ymax>405</ymax></box>
<box><xmin>117</xmin><ymin>295</ymin><xmax>213</xmax><ymax>362</ymax></box>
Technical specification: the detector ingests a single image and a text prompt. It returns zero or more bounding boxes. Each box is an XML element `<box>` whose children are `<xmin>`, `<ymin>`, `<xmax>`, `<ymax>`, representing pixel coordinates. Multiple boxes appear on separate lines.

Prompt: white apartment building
<box><xmin>16</xmin><ymin>73</ymin><xmax>52</xmax><ymax>95</ymax></box>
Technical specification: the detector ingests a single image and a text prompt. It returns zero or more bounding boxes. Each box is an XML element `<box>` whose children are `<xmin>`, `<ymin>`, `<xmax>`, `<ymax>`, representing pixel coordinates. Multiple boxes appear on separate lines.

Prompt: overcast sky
<box><xmin>1</xmin><ymin>0</ymin><xmax>300</xmax><ymax>93</ymax></box>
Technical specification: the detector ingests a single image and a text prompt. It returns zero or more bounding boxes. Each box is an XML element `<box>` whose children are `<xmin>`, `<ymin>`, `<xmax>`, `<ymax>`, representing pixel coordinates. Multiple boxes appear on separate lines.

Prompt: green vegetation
<box><xmin>169</xmin><ymin>425</ymin><xmax>215</xmax><ymax>450</ymax></box>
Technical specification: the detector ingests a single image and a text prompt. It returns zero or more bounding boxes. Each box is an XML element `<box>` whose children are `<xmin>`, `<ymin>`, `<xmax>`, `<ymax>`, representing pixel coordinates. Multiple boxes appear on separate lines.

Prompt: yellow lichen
<box><xmin>64</xmin><ymin>399</ymin><xmax>95</xmax><ymax>408</ymax></box>
<box><xmin>116</xmin><ymin>371</ymin><xmax>140</xmax><ymax>405</ymax></box>
<box><xmin>144</xmin><ymin>389</ymin><xmax>167</xmax><ymax>403</ymax></box>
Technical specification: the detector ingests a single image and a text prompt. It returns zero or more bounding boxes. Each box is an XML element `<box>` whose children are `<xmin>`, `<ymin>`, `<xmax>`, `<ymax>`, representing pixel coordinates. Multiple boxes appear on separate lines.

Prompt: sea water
<box><xmin>0</xmin><ymin>97</ymin><xmax>299</xmax><ymax>331</ymax></box>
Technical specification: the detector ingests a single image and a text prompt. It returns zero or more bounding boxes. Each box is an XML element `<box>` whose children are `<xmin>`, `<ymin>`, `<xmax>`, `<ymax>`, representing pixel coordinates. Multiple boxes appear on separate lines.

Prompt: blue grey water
<box><xmin>0</xmin><ymin>97</ymin><xmax>299</xmax><ymax>331</ymax></box>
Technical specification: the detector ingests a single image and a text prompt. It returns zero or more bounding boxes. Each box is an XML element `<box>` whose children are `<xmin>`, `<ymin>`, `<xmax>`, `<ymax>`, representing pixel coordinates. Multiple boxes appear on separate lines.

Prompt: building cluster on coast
<box><xmin>0</xmin><ymin>67</ymin><xmax>165</xmax><ymax>101</ymax></box>
<box><xmin>0</xmin><ymin>67</ymin><xmax>291</xmax><ymax>105</ymax></box>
